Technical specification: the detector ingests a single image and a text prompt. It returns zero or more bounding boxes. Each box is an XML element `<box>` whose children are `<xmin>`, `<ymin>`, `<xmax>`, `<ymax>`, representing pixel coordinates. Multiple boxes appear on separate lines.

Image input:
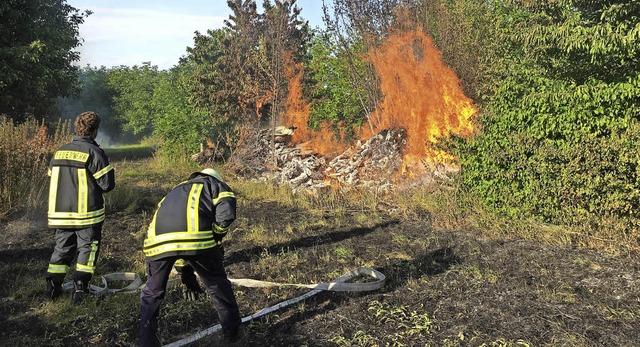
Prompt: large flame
<box><xmin>366</xmin><ymin>29</ymin><xmax>477</xmax><ymax>175</ymax></box>
<box><xmin>283</xmin><ymin>28</ymin><xmax>477</xmax><ymax>176</ymax></box>
<box><xmin>281</xmin><ymin>54</ymin><xmax>349</xmax><ymax>157</ymax></box>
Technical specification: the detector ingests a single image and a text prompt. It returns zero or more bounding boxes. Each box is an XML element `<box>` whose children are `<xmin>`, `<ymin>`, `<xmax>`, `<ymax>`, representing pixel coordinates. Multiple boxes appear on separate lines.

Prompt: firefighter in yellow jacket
<box><xmin>140</xmin><ymin>168</ymin><xmax>242</xmax><ymax>346</ymax></box>
<box><xmin>45</xmin><ymin>111</ymin><xmax>116</xmax><ymax>304</ymax></box>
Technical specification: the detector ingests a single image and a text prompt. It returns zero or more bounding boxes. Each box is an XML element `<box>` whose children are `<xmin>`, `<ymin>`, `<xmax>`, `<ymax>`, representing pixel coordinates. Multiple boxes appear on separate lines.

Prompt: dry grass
<box><xmin>0</xmin><ymin>116</ymin><xmax>72</xmax><ymax>219</ymax></box>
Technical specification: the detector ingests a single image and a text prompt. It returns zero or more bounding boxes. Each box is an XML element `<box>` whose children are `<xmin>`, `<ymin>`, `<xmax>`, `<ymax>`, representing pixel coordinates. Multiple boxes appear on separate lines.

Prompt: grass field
<box><xmin>1</xmin><ymin>146</ymin><xmax>639</xmax><ymax>346</ymax></box>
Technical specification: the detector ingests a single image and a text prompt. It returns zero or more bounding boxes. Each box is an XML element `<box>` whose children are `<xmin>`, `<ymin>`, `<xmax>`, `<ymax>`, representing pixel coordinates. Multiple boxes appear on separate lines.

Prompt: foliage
<box><xmin>151</xmin><ymin>65</ymin><xmax>213</xmax><ymax>157</ymax></box>
<box><xmin>106</xmin><ymin>62</ymin><xmax>217</xmax><ymax>155</ymax></box>
<box><xmin>219</xmin><ymin>0</ymin><xmax>267</xmax><ymax>121</ymax></box>
<box><xmin>57</xmin><ymin>66</ymin><xmax>120</xmax><ymax>142</ymax></box>
<box><xmin>217</xmin><ymin>0</ymin><xmax>309</xmax><ymax>122</ymax></box>
<box><xmin>455</xmin><ymin>1</ymin><xmax>640</xmax><ymax>230</ymax></box>
<box><xmin>322</xmin><ymin>0</ymin><xmax>389</xmax><ymax>130</ymax></box>
<box><xmin>0</xmin><ymin>0</ymin><xmax>88</xmax><ymax>121</ymax></box>
<box><xmin>181</xmin><ymin>1</ymin><xmax>311</xmax><ymax>156</ymax></box>
<box><xmin>420</xmin><ymin>0</ymin><xmax>498</xmax><ymax>101</ymax></box>
<box><xmin>305</xmin><ymin>34</ymin><xmax>369</xmax><ymax>138</ymax></box>
<box><xmin>262</xmin><ymin>0</ymin><xmax>311</xmax><ymax>124</ymax></box>
<box><xmin>107</xmin><ymin>63</ymin><xmax>159</xmax><ymax>138</ymax></box>
<box><xmin>367</xmin><ymin>300</ymin><xmax>433</xmax><ymax>337</ymax></box>
<box><xmin>182</xmin><ymin>29</ymin><xmax>236</xmax><ymax>128</ymax></box>
<box><xmin>0</xmin><ymin>116</ymin><xmax>72</xmax><ymax>217</ymax></box>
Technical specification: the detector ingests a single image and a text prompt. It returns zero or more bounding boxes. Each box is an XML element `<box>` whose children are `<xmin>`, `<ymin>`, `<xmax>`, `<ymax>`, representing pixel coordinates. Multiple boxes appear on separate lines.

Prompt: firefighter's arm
<box><xmin>212</xmin><ymin>189</ymin><xmax>236</xmax><ymax>242</ymax></box>
<box><xmin>91</xmin><ymin>150</ymin><xmax>115</xmax><ymax>192</ymax></box>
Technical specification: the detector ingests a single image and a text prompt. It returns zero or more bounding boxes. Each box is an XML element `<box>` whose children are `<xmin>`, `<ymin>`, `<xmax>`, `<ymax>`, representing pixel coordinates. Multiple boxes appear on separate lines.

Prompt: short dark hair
<box><xmin>74</xmin><ymin>112</ymin><xmax>101</xmax><ymax>137</ymax></box>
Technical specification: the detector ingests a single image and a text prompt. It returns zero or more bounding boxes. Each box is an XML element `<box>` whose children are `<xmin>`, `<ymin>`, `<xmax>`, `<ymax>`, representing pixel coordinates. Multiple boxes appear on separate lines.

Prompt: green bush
<box><xmin>456</xmin><ymin>1</ymin><xmax>640</xmax><ymax>237</ymax></box>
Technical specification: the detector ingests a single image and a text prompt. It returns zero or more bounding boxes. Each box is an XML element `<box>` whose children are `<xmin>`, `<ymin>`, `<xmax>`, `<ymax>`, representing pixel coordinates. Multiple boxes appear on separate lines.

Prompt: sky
<box><xmin>66</xmin><ymin>0</ymin><xmax>327</xmax><ymax>70</ymax></box>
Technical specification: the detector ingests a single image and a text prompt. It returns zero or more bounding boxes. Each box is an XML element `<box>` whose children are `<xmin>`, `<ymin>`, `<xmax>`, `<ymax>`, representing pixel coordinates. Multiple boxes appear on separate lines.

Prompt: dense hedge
<box><xmin>455</xmin><ymin>1</ymin><xmax>640</xmax><ymax>230</ymax></box>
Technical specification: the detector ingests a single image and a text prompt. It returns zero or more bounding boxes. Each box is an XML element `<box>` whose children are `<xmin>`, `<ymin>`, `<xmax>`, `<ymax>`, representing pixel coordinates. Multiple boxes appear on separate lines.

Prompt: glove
<box><xmin>179</xmin><ymin>265</ymin><xmax>204</xmax><ymax>301</ymax></box>
<box><xmin>213</xmin><ymin>223</ymin><xmax>228</xmax><ymax>243</ymax></box>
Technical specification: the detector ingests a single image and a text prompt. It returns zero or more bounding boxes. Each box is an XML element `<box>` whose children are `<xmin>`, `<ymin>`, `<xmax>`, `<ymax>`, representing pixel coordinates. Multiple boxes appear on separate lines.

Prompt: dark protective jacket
<box><xmin>143</xmin><ymin>172</ymin><xmax>237</xmax><ymax>260</ymax></box>
<box><xmin>48</xmin><ymin>136</ymin><xmax>115</xmax><ymax>229</ymax></box>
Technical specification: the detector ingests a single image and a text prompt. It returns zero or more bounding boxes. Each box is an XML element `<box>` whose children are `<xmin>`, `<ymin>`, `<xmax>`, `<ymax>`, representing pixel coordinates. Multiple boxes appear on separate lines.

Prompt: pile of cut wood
<box><xmin>202</xmin><ymin>125</ymin><xmax>454</xmax><ymax>191</ymax></box>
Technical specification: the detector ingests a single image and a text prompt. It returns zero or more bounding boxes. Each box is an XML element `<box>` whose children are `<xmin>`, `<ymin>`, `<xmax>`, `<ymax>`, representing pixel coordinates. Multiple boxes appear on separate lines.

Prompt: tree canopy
<box><xmin>0</xmin><ymin>0</ymin><xmax>88</xmax><ymax>121</ymax></box>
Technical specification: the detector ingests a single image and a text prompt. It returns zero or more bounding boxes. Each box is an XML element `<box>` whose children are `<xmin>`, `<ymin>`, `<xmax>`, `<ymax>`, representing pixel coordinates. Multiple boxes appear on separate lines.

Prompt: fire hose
<box><xmin>63</xmin><ymin>267</ymin><xmax>386</xmax><ymax>346</ymax></box>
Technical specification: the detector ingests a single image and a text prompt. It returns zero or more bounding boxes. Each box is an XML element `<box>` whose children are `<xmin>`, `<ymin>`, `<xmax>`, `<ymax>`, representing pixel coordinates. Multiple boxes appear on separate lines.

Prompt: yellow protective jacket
<box><xmin>143</xmin><ymin>172</ymin><xmax>236</xmax><ymax>260</ymax></box>
<box><xmin>48</xmin><ymin>136</ymin><xmax>115</xmax><ymax>229</ymax></box>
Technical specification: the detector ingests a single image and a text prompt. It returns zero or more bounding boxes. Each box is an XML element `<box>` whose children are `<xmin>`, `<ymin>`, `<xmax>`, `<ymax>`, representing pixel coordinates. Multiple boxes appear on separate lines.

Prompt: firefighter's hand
<box><xmin>182</xmin><ymin>286</ymin><xmax>203</xmax><ymax>301</ymax></box>
<box><xmin>181</xmin><ymin>270</ymin><xmax>204</xmax><ymax>301</ymax></box>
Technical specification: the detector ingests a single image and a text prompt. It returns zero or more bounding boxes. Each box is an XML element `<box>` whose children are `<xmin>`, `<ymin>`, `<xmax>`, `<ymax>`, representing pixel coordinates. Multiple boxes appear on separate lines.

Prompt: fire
<box><xmin>366</xmin><ymin>29</ymin><xmax>477</xmax><ymax>173</ymax></box>
<box><xmin>282</xmin><ymin>28</ymin><xmax>477</xmax><ymax>178</ymax></box>
<box><xmin>281</xmin><ymin>52</ymin><xmax>349</xmax><ymax>157</ymax></box>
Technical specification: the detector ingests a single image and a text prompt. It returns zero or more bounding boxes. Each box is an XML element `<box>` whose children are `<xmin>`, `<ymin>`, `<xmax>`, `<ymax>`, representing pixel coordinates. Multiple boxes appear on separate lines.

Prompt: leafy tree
<box><xmin>181</xmin><ymin>1</ymin><xmax>311</xmax><ymax>160</ymax></box>
<box><xmin>181</xmin><ymin>28</ymin><xmax>245</xmax><ymax>158</ymax></box>
<box><xmin>152</xmin><ymin>65</ymin><xmax>212</xmax><ymax>157</ymax></box>
<box><xmin>105</xmin><ymin>61</ymin><xmax>212</xmax><ymax>154</ymax></box>
<box><xmin>420</xmin><ymin>0</ymin><xmax>497</xmax><ymax>101</ymax></box>
<box><xmin>306</xmin><ymin>34</ymin><xmax>368</xmax><ymax>138</ymax></box>
<box><xmin>262</xmin><ymin>0</ymin><xmax>310</xmax><ymax>122</ymax></box>
<box><xmin>57</xmin><ymin>66</ymin><xmax>119</xmax><ymax>141</ymax></box>
<box><xmin>107</xmin><ymin>63</ymin><xmax>159</xmax><ymax>138</ymax></box>
<box><xmin>215</xmin><ymin>0</ymin><xmax>310</xmax><ymax>122</ymax></box>
<box><xmin>323</xmin><ymin>0</ymin><xmax>400</xmax><ymax>131</ymax></box>
<box><xmin>222</xmin><ymin>0</ymin><xmax>266</xmax><ymax>121</ymax></box>
<box><xmin>0</xmin><ymin>0</ymin><xmax>89</xmax><ymax>121</ymax></box>
<box><xmin>182</xmin><ymin>29</ymin><xmax>233</xmax><ymax>126</ymax></box>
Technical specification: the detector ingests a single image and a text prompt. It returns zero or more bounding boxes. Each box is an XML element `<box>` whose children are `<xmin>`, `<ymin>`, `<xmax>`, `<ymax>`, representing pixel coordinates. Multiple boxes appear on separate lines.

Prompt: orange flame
<box><xmin>365</xmin><ymin>29</ymin><xmax>476</xmax><ymax>175</ymax></box>
<box><xmin>281</xmin><ymin>53</ymin><xmax>349</xmax><ymax>157</ymax></box>
<box><xmin>283</xmin><ymin>28</ymin><xmax>477</xmax><ymax>177</ymax></box>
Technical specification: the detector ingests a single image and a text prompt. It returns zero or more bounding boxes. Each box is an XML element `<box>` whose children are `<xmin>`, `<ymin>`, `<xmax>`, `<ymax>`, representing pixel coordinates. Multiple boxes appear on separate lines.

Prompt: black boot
<box><xmin>71</xmin><ymin>280</ymin><xmax>89</xmax><ymax>305</ymax></box>
<box><xmin>224</xmin><ymin>327</ymin><xmax>247</xmax><ymax>346</ymax></box>
<box><xmin>45</xmin><ymin>277</ymin><xmax>63</xmax><ymax>300</ymax></box>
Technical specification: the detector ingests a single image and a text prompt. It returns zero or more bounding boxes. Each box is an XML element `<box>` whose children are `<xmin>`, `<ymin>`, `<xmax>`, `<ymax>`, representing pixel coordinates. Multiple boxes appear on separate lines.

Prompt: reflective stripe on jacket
<box><xmin>143</xmin><ymin>172</ymin><xmax>236</xmax><ymax>260</ymax></box>
<box><xmin>48</xmin><ymin>136</ymin><xmax>115</xmax><ymax>228</ymax></box>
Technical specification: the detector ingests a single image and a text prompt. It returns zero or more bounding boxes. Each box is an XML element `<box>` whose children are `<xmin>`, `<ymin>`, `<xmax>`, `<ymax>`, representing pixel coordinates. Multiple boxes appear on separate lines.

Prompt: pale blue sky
<box><xmin>67</xmin><ymin>0</ymin><xmax>328</xmax><ymax>70</ymax></box>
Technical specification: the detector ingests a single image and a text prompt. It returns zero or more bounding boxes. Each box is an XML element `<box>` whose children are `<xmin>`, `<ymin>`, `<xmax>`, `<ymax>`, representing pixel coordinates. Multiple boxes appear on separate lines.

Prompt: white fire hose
<box><xmin>63</xmin><ymin>267</ymin><xmax>386</xmax><ymax>346</ymax></box>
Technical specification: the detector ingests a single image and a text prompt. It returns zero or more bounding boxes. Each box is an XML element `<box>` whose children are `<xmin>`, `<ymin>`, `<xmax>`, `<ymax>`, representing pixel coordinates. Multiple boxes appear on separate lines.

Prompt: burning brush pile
<box><xmin>223</xmin><ymin>125</ymin><xmax>452</xmax><ymax>192</ymax></box>
<box><xmin>200</xmin><ymin>28</ymin><xmax>477</xmax><ymax>191</ymax></box>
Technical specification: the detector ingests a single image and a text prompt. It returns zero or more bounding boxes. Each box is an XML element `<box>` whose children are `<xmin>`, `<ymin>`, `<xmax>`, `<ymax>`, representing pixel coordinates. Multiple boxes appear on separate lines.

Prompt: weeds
<box><xmin>0</xmin><ymin>116</ymin><xmax>72</xmax><ymax>218</ymax></box>
<box><xmin>329</xmin><ymin>300</ymin><xmax>434</xmax><ymax>346</ymax></box>
<box><xmin>367</xmin><ymin>301</ymin><xmax>432</xmax><ymax>335</ymax></box>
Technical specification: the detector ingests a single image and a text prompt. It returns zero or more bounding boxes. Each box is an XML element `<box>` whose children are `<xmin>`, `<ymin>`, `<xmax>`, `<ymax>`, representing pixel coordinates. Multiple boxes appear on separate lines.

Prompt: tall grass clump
<box><xmin>0</xmin><ymin>116</ymin><xmax>72</xmax><ymax>218</ymax></box>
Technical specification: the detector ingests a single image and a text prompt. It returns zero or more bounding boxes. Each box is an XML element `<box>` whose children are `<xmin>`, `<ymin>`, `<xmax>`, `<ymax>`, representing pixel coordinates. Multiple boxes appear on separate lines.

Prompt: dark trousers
<box><xmin>46</xmin><ymin>225</ymin><xmax>102</xmax><ymax>284</ymax></box>
<box><xmin>139</xmin><ymin>247</ymin><xmax>241</xmax><ymax>347</ymax></box>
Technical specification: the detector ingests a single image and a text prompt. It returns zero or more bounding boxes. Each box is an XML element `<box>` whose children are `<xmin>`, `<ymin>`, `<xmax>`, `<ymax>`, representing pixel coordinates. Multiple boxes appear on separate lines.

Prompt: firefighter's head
<box><xmin>74</xmin><ymin>111</ymin><xmax>101</xmax><ymax>138</ymax></box>
<box><xmin>201</xmin><ymin>168</ymin><xmax>222</xmax><ymax>181</ymax></box>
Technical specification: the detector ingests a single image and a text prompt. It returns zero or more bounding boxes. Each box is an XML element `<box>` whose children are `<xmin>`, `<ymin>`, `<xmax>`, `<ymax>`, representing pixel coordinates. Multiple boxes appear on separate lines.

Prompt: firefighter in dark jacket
<box><xmin>140</xmin><ymin>168</ymin><xmax>243</xmax><ymax>346</ymax></box>
<box><xmin>45</xmin><ymin>111</ymin><xmax>116</xmax><ymax>304</ymax></box>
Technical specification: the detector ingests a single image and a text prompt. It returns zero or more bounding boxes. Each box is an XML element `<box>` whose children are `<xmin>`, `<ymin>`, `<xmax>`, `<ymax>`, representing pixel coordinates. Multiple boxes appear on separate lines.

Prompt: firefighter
<box><xmin>140</xmin><ymin>168</ymin><xmax>243</xmax><ymax>346</ymax></box>
<box><xmin>44</xmin><ymin>111</ymin><xmax>116</xmax><ymax>304</ymax></box>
